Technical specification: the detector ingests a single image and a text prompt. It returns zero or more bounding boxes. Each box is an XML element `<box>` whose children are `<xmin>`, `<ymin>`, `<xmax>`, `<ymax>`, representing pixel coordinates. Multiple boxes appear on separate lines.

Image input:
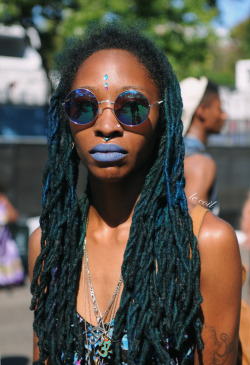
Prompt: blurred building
<box><xmin>0</xmin><ymin>24</ymin><xmax>51</xmax><ymax>271</ymax></box>
<box><xmin>0</xmin><ymin>24</ymin><xmax>49</xmax><ymax>214</ymax></box>
<box><xmin>0</xmin><ymin>24</ymin><xmax>49</xmax><ymax>138</ymax></box>
<box><xmin>0</xmin><ymin>24</ymin><xmax>87</xmax><ymax>221</ymax></box>
<box><xmin>236</xmin><ymin>59</ymin><xmax>250</xmax><ymax>92</ymax></box>
<box><xmin>208</xmin><ymin>60</ymin><xmax>250</xmax><ymax>147</ymax></box>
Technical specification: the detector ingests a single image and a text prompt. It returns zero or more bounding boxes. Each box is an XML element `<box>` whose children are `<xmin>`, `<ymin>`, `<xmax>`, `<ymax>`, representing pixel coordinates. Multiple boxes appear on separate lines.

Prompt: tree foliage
<box><xmin>231</xmin><ymin>17</ymin><xmax>250</xmax><ymax>59</ymax></box>
<box><xmin>59</xmin><ymin>0</ymin><xmax>219</xmax><ymax>80</ymax></box>
<box><xmin>0</xmin><ymin>0</ymin><xmax>221</xmax><ymax>80</ymax></box>
<box><xmin>205</xmin><ymin>16</ymin><xmax>250</xmax><ymax>87</ymax></box>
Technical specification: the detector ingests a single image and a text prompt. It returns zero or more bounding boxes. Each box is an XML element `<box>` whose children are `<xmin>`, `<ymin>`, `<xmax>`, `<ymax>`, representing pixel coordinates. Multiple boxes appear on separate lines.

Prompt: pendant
<box><xmin>89</xmin><ymin>326</ymin><xmax>107</xmax><ymax>345</ymax></box>
<box><xmin>97</xmin><ymin>336</ymin><xmax>112</xmax><ymax>358</ymax></box>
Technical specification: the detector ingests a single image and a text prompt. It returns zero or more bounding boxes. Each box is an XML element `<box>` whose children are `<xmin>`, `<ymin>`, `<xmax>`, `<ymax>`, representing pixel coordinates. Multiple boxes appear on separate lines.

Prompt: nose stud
<box><xmin>103</xmin><ymin>136</ymin><xmax>112</xmax><ymax>142</ymax></box>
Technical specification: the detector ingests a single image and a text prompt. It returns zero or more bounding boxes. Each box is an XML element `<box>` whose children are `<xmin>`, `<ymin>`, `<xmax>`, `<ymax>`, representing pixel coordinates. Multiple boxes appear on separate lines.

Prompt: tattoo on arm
<box><xmin>203</xmin><ymin>324</ymin><xmax>238</xmax><ymax>365</ymax></box>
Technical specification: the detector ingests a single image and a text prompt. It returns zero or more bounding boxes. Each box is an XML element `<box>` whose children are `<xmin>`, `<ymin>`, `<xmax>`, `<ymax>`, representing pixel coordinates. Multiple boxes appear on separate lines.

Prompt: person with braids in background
<box><xmin>29</xmin><ymin>22</ymin><xmax>241</xmax><ymax>365</ymax></box>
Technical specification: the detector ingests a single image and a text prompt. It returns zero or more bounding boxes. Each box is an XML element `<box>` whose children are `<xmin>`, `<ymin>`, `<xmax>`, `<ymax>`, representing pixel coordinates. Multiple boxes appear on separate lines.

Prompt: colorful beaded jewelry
<box><xmin>104</xmin><ymin>74</ymin><xmax>108</xmax><ymax>90</ymax></box>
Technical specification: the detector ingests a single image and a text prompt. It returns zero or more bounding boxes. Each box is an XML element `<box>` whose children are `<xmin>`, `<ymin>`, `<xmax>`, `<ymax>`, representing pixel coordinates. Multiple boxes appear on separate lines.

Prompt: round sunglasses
<box><xmin>62</xmin><ymin>89</ymin><xmax>163</xmax><ymax>127</ymax></box>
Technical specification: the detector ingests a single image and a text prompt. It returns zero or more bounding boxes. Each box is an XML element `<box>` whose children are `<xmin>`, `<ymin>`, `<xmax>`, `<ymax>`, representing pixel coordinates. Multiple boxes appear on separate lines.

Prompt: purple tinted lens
<box><xmin>114</xmin><ymin>90</ymin><xmax>150</xmax><ymax>126</ymax></box>
<box><xmin>64</xmin><ymin>89</ymin><xmax>98</xmax><ymax>124</ymax></box>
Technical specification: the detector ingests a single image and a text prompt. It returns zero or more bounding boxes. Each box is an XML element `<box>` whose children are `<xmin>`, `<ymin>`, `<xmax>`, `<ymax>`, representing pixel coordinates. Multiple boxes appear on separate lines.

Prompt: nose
<box><xmin>93</xmin><ymin>105</ymin><xmax>123</xmax><ymax>139</ymax></box>
<box><xmin>220</xmin><ymin>110</ymin><xmax>227</xmax><ymax>127</ymax></box>
<box><xmin>221</xmin><ymin>110</ymin><xmax>227</xmax><ymax>121</ymax></box>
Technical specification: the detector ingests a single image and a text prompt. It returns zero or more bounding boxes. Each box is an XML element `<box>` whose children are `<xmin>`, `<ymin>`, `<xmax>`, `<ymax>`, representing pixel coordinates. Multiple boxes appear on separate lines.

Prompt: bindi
<box><xmin>104</xmin><ymin>74</ymin><xmax>108</xmax><ymax>90</ymax></box>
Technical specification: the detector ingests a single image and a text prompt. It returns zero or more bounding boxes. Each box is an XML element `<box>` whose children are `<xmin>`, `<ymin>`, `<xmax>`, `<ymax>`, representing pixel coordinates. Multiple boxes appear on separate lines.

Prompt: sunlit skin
<box><xmin>187</xmin><ymin>95</ymin><xmax>227</xmax><ymax>144</ymax></box>
<box><xmin>201</xmin><ymin>95</ymin><xmax>226</xmax><ymax>134</ymax></box>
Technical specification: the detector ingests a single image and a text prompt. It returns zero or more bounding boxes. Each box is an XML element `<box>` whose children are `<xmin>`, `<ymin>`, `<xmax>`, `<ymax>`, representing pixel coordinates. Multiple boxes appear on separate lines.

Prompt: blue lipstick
<box><xmin>90</xmin><ymin>144</ymin><xmax>127</xmax><ymax>162</ymax></box>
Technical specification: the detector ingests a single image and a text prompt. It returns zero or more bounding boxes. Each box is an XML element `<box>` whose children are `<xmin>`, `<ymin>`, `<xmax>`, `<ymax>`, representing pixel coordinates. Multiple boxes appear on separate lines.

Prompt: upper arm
<box><xmin>29</xmin><ymin>227</ymin><xmax>48</xmax><ymax>363</ymax></box>
<box><xmin>184</xmin><ymin>154</ymin><xmax>216</xmax><ymax>203</ymax></box>
<box><xmin>195</xmin><ymin>213</ymin><xmax>242</xmax><ymax>364</ymax></box>
<box><xmin>29</xmin><ymin>226</ymin><xmax>42</xmax><ymax>282</ymax></box>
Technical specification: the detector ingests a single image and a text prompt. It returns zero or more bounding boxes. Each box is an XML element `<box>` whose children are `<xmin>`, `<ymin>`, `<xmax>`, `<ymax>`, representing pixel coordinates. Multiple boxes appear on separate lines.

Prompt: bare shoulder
<box><xmin>29</xmin><ymin>227</ymin><xmax>42</xmax><ymax>281</ymax></box>
<box><xmin>185</xmin><ymin>153</ymin><xmax>216</xmax><ymax>176</ymax></box>
<box><xmin>29</xmin><ymin>226</ymin><xmax>42</xmax><ymax>253</ymax></box>
<box><xmin>198</xmin><ymin>211</ymin><xmax>240</xmax><ymax>258</ymax></box>
<box><xmin>197</xmin><ymin>211</ymin><xmax>242</xmax><ymax>282</ymax></box>
<box><xmin>29</xmin><ymin>227</ymin><xmax>46</xmax><ymax>363</ymax></box>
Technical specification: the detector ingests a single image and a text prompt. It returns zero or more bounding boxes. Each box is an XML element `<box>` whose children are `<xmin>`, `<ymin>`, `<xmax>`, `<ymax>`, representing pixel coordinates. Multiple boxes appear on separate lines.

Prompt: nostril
<box><xmin>96</xmin><ymin>131</ymin><xmax>122</xmax><ymax>140</ymax></box>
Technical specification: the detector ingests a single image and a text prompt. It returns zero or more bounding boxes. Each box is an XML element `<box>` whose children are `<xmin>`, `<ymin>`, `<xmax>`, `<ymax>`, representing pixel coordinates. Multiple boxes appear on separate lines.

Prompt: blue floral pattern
<box><xmin>63</xmin><ymin>313</ymin><xmax>194</xmax><ymax>364</ymax></box>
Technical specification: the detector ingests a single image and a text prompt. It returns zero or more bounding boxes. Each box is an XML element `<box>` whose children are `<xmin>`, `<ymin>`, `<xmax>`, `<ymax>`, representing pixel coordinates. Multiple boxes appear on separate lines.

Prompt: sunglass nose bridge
<box><xmin>98</xmin><ymin>107</ymin><xmax>117</xmax><ymax>121</ymax></box>
<box><xmin>97</xmin><ymin>100</ymin><xmax>116</xmax><ymax>117</ymax></box>
<box><xmin>98</xmin><ymin>100</ymin><xmax>115</xmax><ymax>106</ymax></box>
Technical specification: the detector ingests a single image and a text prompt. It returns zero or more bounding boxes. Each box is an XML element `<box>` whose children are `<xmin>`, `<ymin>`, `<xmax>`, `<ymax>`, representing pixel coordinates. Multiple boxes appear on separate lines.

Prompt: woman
<box><xmin>0</xmin><ymin>184</ymin><xmax>24</xmax><ymax>286</ymax></box>
<box><xmin>29</xmin><ymin>23</ymin><xmax>241</xmax><ymax>364</ymax></box>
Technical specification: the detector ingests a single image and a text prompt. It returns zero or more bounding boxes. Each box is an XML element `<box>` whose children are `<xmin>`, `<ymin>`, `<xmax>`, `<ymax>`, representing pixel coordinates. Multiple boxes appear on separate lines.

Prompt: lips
<box><xmin>90</xmin><ymin>143</ymin><xmax>127</xmax><ymax>162</ymax></box>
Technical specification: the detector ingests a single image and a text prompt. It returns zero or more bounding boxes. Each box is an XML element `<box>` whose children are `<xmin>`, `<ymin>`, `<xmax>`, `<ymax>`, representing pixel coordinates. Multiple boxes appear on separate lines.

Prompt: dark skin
<box><xmin>29</xmin><ymin>49</ymin><xmax>241</xmax><ymax>364</ymax></box>
<box><xmin>184</xmin><ymin>96</ymin><xmax>227</xmax><ymax>204</ymax></box>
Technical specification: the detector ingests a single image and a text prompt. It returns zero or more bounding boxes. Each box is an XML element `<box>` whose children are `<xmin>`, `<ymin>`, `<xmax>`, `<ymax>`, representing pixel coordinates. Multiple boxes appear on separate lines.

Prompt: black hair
<box><xmin>30</xmin><ymin>21</ymin><xmax>203</xmax><ymax>364</ymax></box>
<box><xmin>200</xmin><ymin>79</ymin><xmax>219</xmax><ymax>106</ymax></box>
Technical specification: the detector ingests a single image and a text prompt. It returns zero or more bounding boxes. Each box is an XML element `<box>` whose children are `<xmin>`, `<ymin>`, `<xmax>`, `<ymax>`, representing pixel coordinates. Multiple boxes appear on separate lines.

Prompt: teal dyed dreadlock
<box><xmin>30</xmin><ymin>22</ymin><xmax>203</xmax><ymax>364</ymax></box>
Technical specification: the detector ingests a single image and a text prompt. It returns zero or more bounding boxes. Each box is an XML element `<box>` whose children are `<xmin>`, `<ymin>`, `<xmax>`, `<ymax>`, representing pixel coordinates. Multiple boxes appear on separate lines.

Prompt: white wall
<box><xmin>0</xmin><ymin>24</ymin><xmax>49</xmax><ymax>106</ymax></box>
<box><xmin>236</xmin><ymin>59</ymin><xmax>250</xmax><ymax>92</ymax></box>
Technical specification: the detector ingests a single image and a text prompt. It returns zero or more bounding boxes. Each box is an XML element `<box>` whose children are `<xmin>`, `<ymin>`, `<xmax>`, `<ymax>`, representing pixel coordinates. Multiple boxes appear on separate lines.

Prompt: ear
<box><xmin>195</xmin><ymin>104</ymin><xmax>207</xmax><ymax>123</ymax></box>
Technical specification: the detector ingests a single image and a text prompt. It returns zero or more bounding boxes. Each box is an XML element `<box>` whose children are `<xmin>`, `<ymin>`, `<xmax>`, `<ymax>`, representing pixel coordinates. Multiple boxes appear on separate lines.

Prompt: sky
<box><xmin>215</xmin><ymin>0</ymin><xmax>250</xmax><ymax>29</ymax></box>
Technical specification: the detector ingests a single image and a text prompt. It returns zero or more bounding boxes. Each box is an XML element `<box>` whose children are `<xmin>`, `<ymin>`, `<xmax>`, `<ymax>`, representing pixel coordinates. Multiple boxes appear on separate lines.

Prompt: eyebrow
<box><xmin>121</xmin><ymin>85</ymin><xmax>151</xmax><ymax>94</ymax></box>
<box><xmin>75</xmin><ymin>85</ymin><xmax>151</xmax><ymax>94</ymax></box>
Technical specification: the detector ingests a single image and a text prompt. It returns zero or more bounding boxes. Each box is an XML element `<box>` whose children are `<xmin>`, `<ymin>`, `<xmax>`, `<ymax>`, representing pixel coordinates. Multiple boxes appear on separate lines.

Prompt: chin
<box><xmin>210</xmin><ymin>128</ymin><xmax>221</xmax><ymax>134</ymax></box>
<box><xmin>101</xmin><ymin>174</ymin><xmax>125</xmax><ymax>183</ymax></box>
<box><xmin>90</xmin><ymin>167</ymin><xmax>128</xmax><ymax>183</ymax></box>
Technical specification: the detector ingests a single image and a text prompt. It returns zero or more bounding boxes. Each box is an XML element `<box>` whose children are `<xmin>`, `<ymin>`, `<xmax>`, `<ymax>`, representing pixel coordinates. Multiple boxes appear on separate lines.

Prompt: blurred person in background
<box><xmin>0</xmin><ymin>183</ymin><xmax>24</xmax><ymax>286</ymax></box>
<box><xmin>180</xmin><ymin>77</ymin><xmax>227</xmax><ymax>216</ymax></box>
<box><xmin>240</xmin><ymin>191</ymin><xmax>250</xmax><ymax>248</ymax></box>
<box><xmin>238</xmin><ymin>191</ymin><xmax>250</xmax><ymax>364</ymax></box>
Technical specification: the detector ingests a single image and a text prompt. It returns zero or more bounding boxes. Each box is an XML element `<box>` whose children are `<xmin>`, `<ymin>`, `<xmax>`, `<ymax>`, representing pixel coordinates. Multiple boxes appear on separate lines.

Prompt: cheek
<box><xmin>131</xmin><ymin>129</ymin><xmax>158</xmax><ymax>162</ymax></box>
<box><xmin>72</xmin><ymin>131</ymin><xmax>91</xmax><ymax>164</ymax></box>
<box><xmin>215</xmin><ymin>108</ymin><xmax>221</xmax><ymax>119</ymax></box>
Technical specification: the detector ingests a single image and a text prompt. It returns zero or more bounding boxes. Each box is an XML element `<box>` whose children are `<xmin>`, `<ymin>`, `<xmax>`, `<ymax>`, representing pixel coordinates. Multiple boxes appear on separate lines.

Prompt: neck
<box><xmin>87</xmin><ymin>173</ymin><xmax>146</xmax><ymax>228</ymax></box>
<box><xmin>187</xmin><ymin>123</ymin><xmax>208</xmax><ymax>145</ymax></box>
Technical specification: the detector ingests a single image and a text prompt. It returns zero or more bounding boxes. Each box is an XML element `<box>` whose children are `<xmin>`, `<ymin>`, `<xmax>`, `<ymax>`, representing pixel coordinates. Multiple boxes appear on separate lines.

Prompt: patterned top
<box><xmin>75</xmin><ymin>314</ymin><xmax>129</xmax><ymax>365</ymax></box>
<box><xmin>61</xmin><ymin>313</ymin><xmax>194</xmax><ymax>364</ymax></box>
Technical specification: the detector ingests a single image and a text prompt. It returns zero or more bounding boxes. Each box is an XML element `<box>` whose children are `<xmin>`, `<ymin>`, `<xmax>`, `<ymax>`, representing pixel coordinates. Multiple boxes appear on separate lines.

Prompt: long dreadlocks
<box><xmin>30</xmin><ymin>21</ymin><xmax>203</xmax><ymax>364</ymax></box>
